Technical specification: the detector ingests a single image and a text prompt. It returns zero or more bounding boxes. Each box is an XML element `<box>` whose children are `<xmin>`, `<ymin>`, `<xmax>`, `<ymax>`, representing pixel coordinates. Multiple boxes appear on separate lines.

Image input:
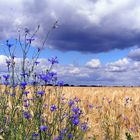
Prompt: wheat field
<box><xmin>61</xmin><ymin>86</ymin><xmax>140</xmax><ymax>140</ymax></box>
<box><xmin>1</xmin><ymin>85</ymin><xmax>140</xmax><ymax>139</ymax></box>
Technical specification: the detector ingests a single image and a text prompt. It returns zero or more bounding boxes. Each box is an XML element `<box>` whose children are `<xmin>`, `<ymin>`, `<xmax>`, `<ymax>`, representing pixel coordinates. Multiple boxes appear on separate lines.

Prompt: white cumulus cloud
<box><xmin>86</xmin><ymin>59</ymin><xmax>101</xmax><ymax>68</ymax></box>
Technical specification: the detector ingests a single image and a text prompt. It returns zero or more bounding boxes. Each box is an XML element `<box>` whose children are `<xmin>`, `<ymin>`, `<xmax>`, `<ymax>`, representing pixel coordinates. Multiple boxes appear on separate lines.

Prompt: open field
<box><xmin>61</xmin><ymin>87</ymin><xmax>140</xmax><ymax>140</ymax></box>
<box><xmin>1</xmin><ymin>85</ymin><xmax>140</xmax><ymax>139</ymax></box>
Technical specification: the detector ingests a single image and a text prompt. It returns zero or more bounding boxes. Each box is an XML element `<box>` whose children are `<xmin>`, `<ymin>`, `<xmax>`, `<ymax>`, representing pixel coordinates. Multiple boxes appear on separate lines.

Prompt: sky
<box><xmin>1</xmin><ymin>0</ymin><xmax>140</xmax><ymax>86</ymax></box>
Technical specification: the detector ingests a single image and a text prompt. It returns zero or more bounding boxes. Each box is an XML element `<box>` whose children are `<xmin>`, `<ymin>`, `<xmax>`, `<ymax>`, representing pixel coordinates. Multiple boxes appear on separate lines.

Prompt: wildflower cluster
<box><xmin>0</xmin><ymin>24</ymin><xmax>89</xmax><ymax>140</ymax></box>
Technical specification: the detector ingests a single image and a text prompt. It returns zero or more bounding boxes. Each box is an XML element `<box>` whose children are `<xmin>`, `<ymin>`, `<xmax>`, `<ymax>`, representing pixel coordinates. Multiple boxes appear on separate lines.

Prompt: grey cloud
<box><xmin>128</xmin><ymin>48</ymin><xmax>140</xmax><ymax>61</ymax></box>
<box><xmin>0</xmin><ymin>1</ymin><xmax>24</xmax><ymax>39</ymax></box>
<box><xmin>1</xmin><ymin>0</ymin><xmax>140</xmax><ymax>53</ymax></box>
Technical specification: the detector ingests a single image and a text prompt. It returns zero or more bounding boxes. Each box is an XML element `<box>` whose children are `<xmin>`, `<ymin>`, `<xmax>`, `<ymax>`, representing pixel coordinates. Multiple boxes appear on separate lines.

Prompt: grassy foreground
<box><xmin>0</xmin><ymin>85</ymin><xmax>140</xmax><ymax>140</ymax></box>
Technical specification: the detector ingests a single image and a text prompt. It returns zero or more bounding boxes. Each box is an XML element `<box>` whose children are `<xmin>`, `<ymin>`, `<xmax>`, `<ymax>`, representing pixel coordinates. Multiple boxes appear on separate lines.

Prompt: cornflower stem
<box><xmin>38</xmin><ymin>96</ymin><xmax>43</xmax><ymax>140</ymax></box>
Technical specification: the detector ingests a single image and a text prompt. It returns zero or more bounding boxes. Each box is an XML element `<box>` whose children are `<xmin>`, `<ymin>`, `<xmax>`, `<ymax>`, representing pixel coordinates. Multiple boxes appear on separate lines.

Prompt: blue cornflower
<box><xmin>39</xmin><ymin>72</ymin><xmax>57</xmax><ymax>83</ymax></box>
<box><xmin>24</xmin><ymin>103</ymin><xmax>30</xmax><ymax>108</ymax></box>
<box><xmin>74</xmin><ymin>97</ymin><xmax>80</xmax><ymax>102</ymax></box>
<box><xmin>37</xmin><ymin>91</ymin><xmax>45</xmax><ymax>95</ymax></box>
<box><xmin>11</xmin><ymin>55</ymin><xmax>15</xmax><ymax>59</ymax></box>
<box><xmin>3</xmin><ymin>74</ymin><xmax>10</xmax><ymax>80</ymax></box>
<box><xmin>6</xmin><ymin>41</ymin><xmax>13</xmax><ymax>48</ymax></box>
<box><xmin>57</xmin><ymin>81</ymin><xmax>64</xmax><ymax>86</ymax></box>
<box><xmin>71</xmin><ymin>114</ymin><xmax>79</xmax><ymax>119</ymax></box>
<box><xmin>68</xmin><ymin>99</ymin><xmax>74</xmax><ymax>107</ymax></box>
<box><xmin>6</xmin><ymin>40</ymin><xmax>13</xmax><ymax>48</ymax></box>
<box><xmin>25</xmin><ymin>28</ymin><xmax>30</xmax><ymax>34</ymax></box>
<box><xmin>32</xmin><ymin>133</ymin><xmax>39</xmax><ymax>137</ymax></box>
<box><xmin>50</xmin><ymin>105</ymin><xmax>57</xmax><ymax>112</ymax></box>
<box><xmin>72</xmin><ymin>107</ymin><xmax>80</xmax><ymax>114</ymax></box>
<box><xmin>54</xmin><ymin>135</ymin><xmax>63</xmax><ymax>140</ymax></box>
<box><xmin>23</xmin><ymin>99</ymin><xmax>28</xmax><ymax>102</ymax></box>
<box><xmin>8</xmin><ymin>44</ymin><xmax>13</xmax><ymax>48</ymax></box>
<box><xmin>58</xmin><ymin>129</ymin><xmax>68</xmax><ymax>139</ymax></box>
<box><xmin>48</xmin><ymin>72</ymin><xmax>57</xmax><ymax>77</ymax></box>
<box><xmin>37</xmin><ymin>48</ymin><xmax>41</xmax><ymax>52</ymax></box>
<box><xmin>80</xmin><ymin>123</ymin><xmax>88</xmax><ymax>132</ymax></box>
<box><xmin>20</xmin><ymin>82</ymin><xmax>27</xmax><ymax>88</ymax></box>
<box><xmin>70</xmin><ymin>113</ymin><xmax>80</xmax><ymax>125</ymax></box>
<box><xmin>72</xmin><ymin>118</ymin><xmax>79</xmax><ymax>125</ymax></box>
<box><xmin>23</xmin><ymin>111</ymin><xmax>32</xmax><ymax>119</ymax></box>
<box><xmin>23</xmin><ymin>91</ymin><xmax>29</xmax><ymax>95</ymax></box>
<box><xmin>48</xmin><ymin>57</ymin><xmax>58</xmax><ymax>65</ymax></box>
<box><xmin>68</xmin><ymin>134</ymin><xmax>73</xmax><ymax>139</ymax></box>
<box><xmin>39</xmin><ymin>74</ymin><xmax>51</xmax><ymax>83</ymax></box>
<box><xmin>40</xmin><ymin>126</ymin><xmax>48</xmax><ymax>131</ymax></box>
<box><xmin>31</xmin><ymin>81</ymin><xmax>38</xmax><ymax>86</ymax></box>
<box><xmin>34</xmin><ymin>61</ymin><xmax>40</xmax><ymax>65</ymax></box>
<box><xmin>48</xmin><ymin>72</ymin><xmax>57</xmax><ymax>81</ymax></box>
<box><xmin>52</xmin><ymin>21</ymin><xmax>58</xmax><ymax>29</ymax></box>
<box><xmin>3</xmin><ymin>81</ymin><xmax>10</xmax><ymax>86</ymax></box>
<box><xmin>6</xmin><ymin>40</ymin><xmax>9</xmax><ymax>44</ymax></box>
<box><xmin>26</xmin><ymin>38</ymin><xmax>34</xmax><ymax>43</ymax></box>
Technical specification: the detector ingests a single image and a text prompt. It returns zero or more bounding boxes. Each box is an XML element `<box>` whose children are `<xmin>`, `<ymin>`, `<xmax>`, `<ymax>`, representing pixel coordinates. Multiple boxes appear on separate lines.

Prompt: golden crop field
<box><xmin>61</xmin><ymin>86</ymin><xmax>140</xmax><ymax>140</ymax></box>
<box><xmin>1</xmin><ymin>85</ymin><xmax>140</xmax><ymax>140</ymax></box>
